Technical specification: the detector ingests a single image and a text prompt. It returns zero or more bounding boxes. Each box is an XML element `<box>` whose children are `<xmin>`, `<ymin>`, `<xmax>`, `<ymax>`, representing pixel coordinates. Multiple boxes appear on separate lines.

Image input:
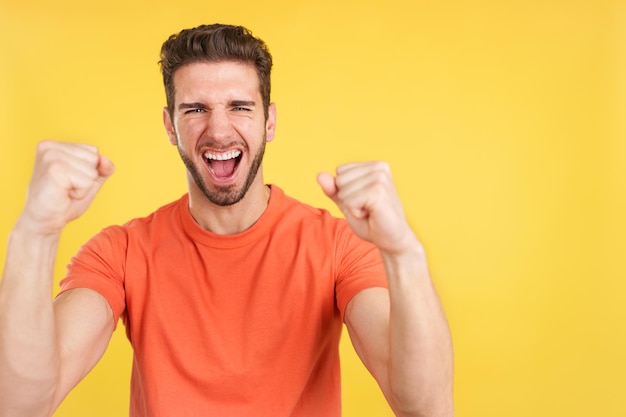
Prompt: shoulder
<box><xmin>123</xmin><ymin>195</ymin><xmax>186</xmax><ymax>230</ymax></box>
<box><xmin>272</xmin><ymin>187</ymin><xmax>353</xmax><ymax>241</ymax></box>
<box><xmin>274</xmin><ymin>186</ymin><xmax>374</xmax><ymax>254</ymax></box>
<box><xmin>78</xmin><ymin>195</ymin><xmax>187</xmax><ymax>253</ymax></box>
<box><xmin>276</xmin><ymin>186</ymin><xmax>343</xmax><ymax>226</ymax></box>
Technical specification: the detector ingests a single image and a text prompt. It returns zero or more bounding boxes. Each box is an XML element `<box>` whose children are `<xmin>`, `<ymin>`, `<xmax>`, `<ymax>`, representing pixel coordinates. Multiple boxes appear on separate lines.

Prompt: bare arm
<box><xmin>0</xmin><ymin>141</ymin><xmax>115</xmax><ymax>417</ymax></box>
<box><xmin>318</xmin><ymin>162</ymin><xmax>453</xmax><ymax>417</ymax></box>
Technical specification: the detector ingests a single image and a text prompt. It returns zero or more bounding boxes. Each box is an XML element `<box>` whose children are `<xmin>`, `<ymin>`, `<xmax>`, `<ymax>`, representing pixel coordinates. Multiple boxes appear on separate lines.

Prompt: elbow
<box><xmin>394</xmin><ymin>401</ymin><xmax>454</xmax><ymax>417</ymax></box>
<box><xmin>0</xmin><ymin>362</ymin><xmax>59</xmax><ymax>417</ymax></box>
<box><xmin>390</xmin><ymin>387</ymin><xmax>454</xmax><ymax>417</ymax></box>
<box><xmin>0</xmin><ymin>387</ymin><xmax>57</xmax><ymax>417</ymax></box>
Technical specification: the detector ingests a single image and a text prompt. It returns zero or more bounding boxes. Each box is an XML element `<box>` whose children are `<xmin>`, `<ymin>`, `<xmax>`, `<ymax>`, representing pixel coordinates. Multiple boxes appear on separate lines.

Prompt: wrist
<box><xmin>3</xmin><ymin>216</ymin><xmax>61</xmax><ymax>295</ymax></box>
<box><xmin>12</xmin><ymin>214</ymin><xmax>63</xmax><ymax>243</ymax></box>
<box><xmin>379</xmin><ymin>236</ymin><xmax>432</xmax><ymax>285</ymax></box>
<box><xmin>379</xmin><ymin>232</ymin><xmax>425</xmax><ymax>261</ymax></box>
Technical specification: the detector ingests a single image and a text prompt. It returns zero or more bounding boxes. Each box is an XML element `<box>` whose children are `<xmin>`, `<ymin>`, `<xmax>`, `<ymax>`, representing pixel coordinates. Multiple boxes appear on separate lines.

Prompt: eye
<box><xmin>233</xmin><ymin>106</ymin><xmax>252</xmax><ymax>112</ymax></box>
<box><xmin>184</xmin><ymin>108</ymin><xmax>205</xmax><ymax>114</ymax></box>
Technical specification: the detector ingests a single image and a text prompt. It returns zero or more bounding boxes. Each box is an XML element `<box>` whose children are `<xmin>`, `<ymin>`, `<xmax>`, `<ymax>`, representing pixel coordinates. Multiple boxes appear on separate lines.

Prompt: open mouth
<box><xmin>203</xmin><ymin>150</ymin><xmax>243</xmax><ymax>179</ymax></box>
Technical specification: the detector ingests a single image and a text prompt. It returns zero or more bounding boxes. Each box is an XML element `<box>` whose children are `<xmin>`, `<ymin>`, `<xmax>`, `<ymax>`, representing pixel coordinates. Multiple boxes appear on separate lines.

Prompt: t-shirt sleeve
<box><xmin>334</xmin><ymin>222</ymin><xmax>388</xmax><ymax>321</ymax></box>
<box><xmin>58</xmin><ymin>225</ymin><xmax>128</xmax><ymax>327</ymax></box>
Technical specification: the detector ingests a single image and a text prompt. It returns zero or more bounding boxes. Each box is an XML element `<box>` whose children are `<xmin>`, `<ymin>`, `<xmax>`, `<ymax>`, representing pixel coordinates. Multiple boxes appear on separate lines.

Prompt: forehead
<box><xmin>172</xmin><ymin>61</ymin><xmax>261</xmax><ymax>101</ymax></box>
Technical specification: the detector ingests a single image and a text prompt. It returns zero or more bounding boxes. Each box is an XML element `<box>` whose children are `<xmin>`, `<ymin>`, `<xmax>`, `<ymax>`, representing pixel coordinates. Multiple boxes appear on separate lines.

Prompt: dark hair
<box><xmin>159</xmin><ymin>24</ymin><xmax>273</xmax><ymax>118</ymax></box>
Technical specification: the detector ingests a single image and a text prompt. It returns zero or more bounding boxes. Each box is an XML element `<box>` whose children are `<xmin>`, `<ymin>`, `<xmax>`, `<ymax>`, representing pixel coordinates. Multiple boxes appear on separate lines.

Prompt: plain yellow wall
<box><xmin>1</xmin><ymin>1</ymin><xmax>625</xmax><ymax>416</ymax></box>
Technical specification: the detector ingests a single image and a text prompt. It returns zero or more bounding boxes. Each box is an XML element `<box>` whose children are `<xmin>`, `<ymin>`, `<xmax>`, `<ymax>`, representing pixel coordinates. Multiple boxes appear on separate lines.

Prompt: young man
<box><xmin>0</xmin><ymin>24</ymin><xmax>453</xmax><ymax>417</ymax></box>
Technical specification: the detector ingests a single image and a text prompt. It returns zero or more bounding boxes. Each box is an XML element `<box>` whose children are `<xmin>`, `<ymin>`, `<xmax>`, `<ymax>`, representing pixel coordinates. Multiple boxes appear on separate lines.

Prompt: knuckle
<box><xmin>36</xmin><ymin>141</ymin><xmax>55</xmax><ymax>158</ymax></box>
<box><xmin>372</xmin><ymin>160</ymin><xmax>390</xmax><ymax>173</ymax></box>
<box><xmin>39</xmin><ymin>148</ymin><xmax>64</xmax><ymax>168</ymax></box>
<box><xmin>371</xmin><ymin>169</ymin><xmax>388</xmax><ymax>185</ymax></box>
<box><xmin>36</xmin><ymin>140</ymin><xmax>48</xmax><ymax>152</ymax></box>
<box><xmin>46</xmin><ymin>159</ymin><xmax>68</xmax><ymax>177</ymax></box>
<box><xmin>37</xmin><ymin>139</ymin><xmax>56</xmax><ymax>150</ymax></box>
<box><xmin>371</xmin><ymin>162</ymin><xmax>392</xmax><ymax>184</ymax></box>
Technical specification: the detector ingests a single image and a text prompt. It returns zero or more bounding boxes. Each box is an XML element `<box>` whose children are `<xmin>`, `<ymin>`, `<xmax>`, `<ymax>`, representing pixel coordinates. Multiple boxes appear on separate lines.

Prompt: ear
<box><xmin>265</xmin><ymin>102</ymin><xmax>277</xmax><ymax>143</ymax></box>
<box><xmin>163</xmin><ymin>107</ymin><xmax>178</xmax><ymax>145</ymax></box>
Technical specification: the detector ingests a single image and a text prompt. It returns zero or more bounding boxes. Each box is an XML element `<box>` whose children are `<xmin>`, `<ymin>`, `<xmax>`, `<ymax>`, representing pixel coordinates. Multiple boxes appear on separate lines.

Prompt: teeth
<box><xmin>204</xmin><ymin>150</ymin><xmax>242</xmax><ymax>161</ymax></box>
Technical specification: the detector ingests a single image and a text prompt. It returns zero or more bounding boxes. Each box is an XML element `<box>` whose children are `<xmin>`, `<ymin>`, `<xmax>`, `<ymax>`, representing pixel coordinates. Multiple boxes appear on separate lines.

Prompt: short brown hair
<box><xmin>159</xmin><ymin>24</ymin><xmax>273</xmax><ymax>118</ymax></box>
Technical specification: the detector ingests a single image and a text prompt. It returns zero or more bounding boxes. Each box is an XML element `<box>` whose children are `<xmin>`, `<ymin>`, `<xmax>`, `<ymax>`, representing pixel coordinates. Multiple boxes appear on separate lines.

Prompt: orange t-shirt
<box><xmin>60</xmin><ymin>185</ymin><xmax>387</xmax><ymax>417</ymax></box>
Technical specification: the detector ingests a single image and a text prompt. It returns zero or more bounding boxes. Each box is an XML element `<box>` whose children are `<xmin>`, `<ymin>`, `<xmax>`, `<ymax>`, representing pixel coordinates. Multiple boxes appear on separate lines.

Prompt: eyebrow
<box><xmin>230</xmin><ymin>100</ymin><xmax>256</xmax><ymax>107</ymax></box>
<box><xmin>177</xmin><ymin>100</ymin><xmax>256</xmax><ymax>111</ymax></box>
<box><xmin>178</xmin><ymin>102</ymin><xmax>208</xmax><ymax>111</ymax></box>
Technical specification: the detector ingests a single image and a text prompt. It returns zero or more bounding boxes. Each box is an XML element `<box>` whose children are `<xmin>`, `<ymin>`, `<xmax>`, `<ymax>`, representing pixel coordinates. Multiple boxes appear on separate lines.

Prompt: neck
<box><xmin>187</xmin><ymin>180</ymin><xmax>271</xmax><ymax>235</ymax></box>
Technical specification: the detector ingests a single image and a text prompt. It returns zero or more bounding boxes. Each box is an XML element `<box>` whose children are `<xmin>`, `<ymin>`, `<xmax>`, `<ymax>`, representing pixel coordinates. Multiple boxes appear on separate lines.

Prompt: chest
<box><xmin>122</xmin><ymin>233</ymin><xmax>338</xmax><ymax>355</ymax></box>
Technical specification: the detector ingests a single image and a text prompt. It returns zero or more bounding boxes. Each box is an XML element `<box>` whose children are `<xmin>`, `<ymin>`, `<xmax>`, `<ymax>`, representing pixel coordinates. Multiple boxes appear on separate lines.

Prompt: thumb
<box><xmin>316</xmin><ymin>172</ymin><xmax>338</xmax><ymax>200</ymax></box>
<box><xmin>91</xmin><ymin>155</ymin><xmax>115</xmax><ymax>195</ymax></box>
<box><xmin>97</xmin><ymin>155</ymin><xmax>115</xmax><ymax>179</ymax></box>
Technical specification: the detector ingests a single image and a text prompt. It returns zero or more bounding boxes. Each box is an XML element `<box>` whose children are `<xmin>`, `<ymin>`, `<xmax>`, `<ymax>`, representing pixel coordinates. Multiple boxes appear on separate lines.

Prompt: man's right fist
<box><xmin>20</xmin><ymin>140</ymin><xmax>114</xmax><ymax>236</ymax></box>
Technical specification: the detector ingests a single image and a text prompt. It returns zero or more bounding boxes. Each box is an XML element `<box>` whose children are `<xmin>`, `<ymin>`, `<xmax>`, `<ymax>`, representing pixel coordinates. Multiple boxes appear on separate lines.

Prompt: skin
<box><xmin>0</xmin><ymin>60</ymin><xmax>453</xmax><ymax>417</ymax></box>
<box><xmin>163</xmin><ymin>61</ymin><xmax>276</xmax><ymax>235</ymax></box>
<box><xmin>318</xmin><ymin>163</ymin><xmax>454</xmax><ymax>416</ymax></box>
<box><xmin>0</xmin><ymin>141</ymin><xmax>115</xmax><ymax>417</ymax></box>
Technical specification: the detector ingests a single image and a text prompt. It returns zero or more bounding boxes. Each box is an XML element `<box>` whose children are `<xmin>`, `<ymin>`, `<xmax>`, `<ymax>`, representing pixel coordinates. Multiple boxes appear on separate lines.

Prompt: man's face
<box><xmin>163</xmin><ymin>61</ymin><xmax>276</xmax><ymax>206</ymax></box>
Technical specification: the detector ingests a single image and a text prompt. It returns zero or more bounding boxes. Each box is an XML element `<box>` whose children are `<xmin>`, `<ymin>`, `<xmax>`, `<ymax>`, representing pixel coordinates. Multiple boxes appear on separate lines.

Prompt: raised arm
<box><xmin>0</xmin><ymin>141</ymin><xmax>116</xmax><ymax>417</ymax></box>
<box><xmin>318</xmin><ymin>162</ymin><xmax>454</xmax><ymax>417</ymax></box>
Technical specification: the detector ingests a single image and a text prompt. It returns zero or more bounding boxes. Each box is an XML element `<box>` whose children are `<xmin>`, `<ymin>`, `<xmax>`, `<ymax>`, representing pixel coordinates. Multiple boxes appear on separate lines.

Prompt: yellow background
<box><xmin>1</xmin><ymin>1</ymin><xmax>625</xmax><ymax>416</ymax></box>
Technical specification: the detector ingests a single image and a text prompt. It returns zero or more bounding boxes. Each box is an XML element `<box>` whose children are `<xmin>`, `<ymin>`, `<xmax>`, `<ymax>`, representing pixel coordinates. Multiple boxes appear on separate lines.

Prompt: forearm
<box><xmin>0</xmin><ymin>220</ymin><xmax>62</xmax><ymax>416</ymax></box>
<box><xmin>383</xmin><ymin>239</ymin><xmax>453</xmax><ymax>417</ymax></box>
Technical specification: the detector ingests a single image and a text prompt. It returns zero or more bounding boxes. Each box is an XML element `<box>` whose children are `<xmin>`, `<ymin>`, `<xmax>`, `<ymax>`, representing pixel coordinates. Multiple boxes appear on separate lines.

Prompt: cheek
<box><xmin>236</xmin><ymin>119</ymin><xmax>267</xmax><ymax>141</ymax></box>
<box><xmin>176</xmin><ymin>119</ymin><xmax>206</xmax><ymax>141</ymax></box>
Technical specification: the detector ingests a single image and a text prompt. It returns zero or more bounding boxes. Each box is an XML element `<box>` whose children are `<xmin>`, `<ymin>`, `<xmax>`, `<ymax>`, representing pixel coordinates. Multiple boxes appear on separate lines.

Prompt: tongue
<box><xmin>211</xmin><ymin>159</ymin><xmax>237</xmax><ymax>178</ymax></box>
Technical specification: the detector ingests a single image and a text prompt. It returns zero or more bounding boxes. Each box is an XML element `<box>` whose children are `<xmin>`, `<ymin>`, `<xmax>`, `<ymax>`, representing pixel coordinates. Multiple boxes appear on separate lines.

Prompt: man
<box><xmin>0</xmin><ymin>24</ymin><xmax>453</xmax><ymax>417</ymax></box>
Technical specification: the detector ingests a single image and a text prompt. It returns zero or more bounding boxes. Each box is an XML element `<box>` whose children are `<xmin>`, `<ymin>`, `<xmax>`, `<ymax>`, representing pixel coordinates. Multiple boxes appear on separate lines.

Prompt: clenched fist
<box><xmin>19</xmin><ymin>140</ymin><xmax>114</xmax><ymax>236</ymax></box>
<box><xmin>317</xmin><ymin>161</ymin><xmax>418</xmax><ymax>256</ymax></box>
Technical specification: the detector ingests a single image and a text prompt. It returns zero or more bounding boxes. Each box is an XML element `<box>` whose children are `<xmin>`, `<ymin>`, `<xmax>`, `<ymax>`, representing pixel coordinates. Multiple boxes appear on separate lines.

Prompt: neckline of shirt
<box><xmin>178</xmin><ymin>184</ymin><xmax>284</xmax><ymax>248</ymax></box>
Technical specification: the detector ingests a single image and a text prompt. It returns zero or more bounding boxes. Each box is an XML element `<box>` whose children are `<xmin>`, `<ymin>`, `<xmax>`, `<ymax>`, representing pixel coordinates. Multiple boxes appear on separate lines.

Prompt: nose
<box><xmin>205</xmin><ymin>110</ymin><xmax>234</xmax><ymax>143</ymax></box>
